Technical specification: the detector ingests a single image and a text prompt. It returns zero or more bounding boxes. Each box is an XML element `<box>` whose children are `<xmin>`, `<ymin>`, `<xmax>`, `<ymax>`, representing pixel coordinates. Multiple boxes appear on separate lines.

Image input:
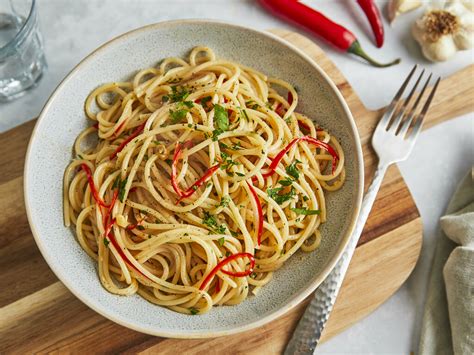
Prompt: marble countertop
<box><xmin>1</xmin><ymin>1</ymin><xmax>472</xmax><ymax>353</ymax></box>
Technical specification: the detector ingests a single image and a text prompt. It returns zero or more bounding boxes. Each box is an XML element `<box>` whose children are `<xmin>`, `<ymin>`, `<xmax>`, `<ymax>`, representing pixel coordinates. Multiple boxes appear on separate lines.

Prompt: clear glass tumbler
<box><xmin>0</xmin><ymin>0</ymin><xmax>46</xmax><ymax>101</ymax></box>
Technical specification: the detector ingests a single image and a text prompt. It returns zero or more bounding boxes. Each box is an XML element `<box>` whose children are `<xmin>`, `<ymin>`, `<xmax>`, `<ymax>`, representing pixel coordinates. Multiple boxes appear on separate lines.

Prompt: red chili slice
<box><xmin>104</xmin><ymin>218</ymin><xmax>150</xmax><ymax>279</ymax></box>
<box><xmin>126</xmin><ymin>216</ymin><xmax>145</xmax><ymax>230</ymax></box>
<box><xmin>171</xmin><ymin>141</ymin><xmax>194</xmax><ymax>197</ymax></box>
<box><xmin>177</xmin><ymin>164</ymin><xmax>220</xmax><ymax>204</ymax></box>
<box><xmin>246</xmin><ymin>182</ymin><xmax>263</xmax><ymax>246</ymax></box>
<box><xmin>103</xmin><ymin>189</ymin><xmax>119</xmax><ymax>226</ymax></box>
<box><xmin>255</xmin><ymin>135</ymin><xmax>339</xmax><ymax>180</ymax></box>
<box><xmin>109</xmin><ymin>121</ymin><xmax>147</xmax><ymax>160</ymax></box>
<box><xmin>172</xmin><ymin>141</ymin><xmax>220</xmax><ymax>204</ymax></box>
<box><xmin>199</xmin><ymin>252</ymin><xmax>255</xmax><ymax>291</ymax></box>
<box><xmin>93</xmin><ymin>123</ymin><xmax>99</xmax><ymax>129</ymax></box>
<box><xmin>288</xmin><ymin>91</ymin><xmax>293</xmax><ymax>105</ymax></box>
<box><xmin>299</xmin><ymin>136</ymin><xmax>339</xmax><ymax>174</ymax></box>
<box><xmin>81</xmin><ymin>164</ymin><xmax>111</xmax><ymax>208</ymax></box>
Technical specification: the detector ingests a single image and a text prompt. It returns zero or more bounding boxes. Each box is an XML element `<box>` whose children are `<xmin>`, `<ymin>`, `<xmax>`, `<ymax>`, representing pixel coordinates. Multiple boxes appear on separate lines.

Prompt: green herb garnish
<box><xmin>286</xmin><ymin>160</ymin><xmax>301</xmax><ymax>180</ymax></box>
<box><xmin>169</xmin><ymin>108</ymin><xmax>188</xmax><ymax>124</ymax></box>
<box><xmin>278</xmin><ymin>177</ymin><xmax>294</xmax><ymax>186</ymax></box>
<box><xmin>218</xmin><ymin>237</ymin><xmax>225</xmax><ymax>246</ymax></box>
<box><xmin>267</xmin><ymin>187</ymin><xmax>295</xmax><ymax>204</ymax></box>
<box><xmin>290</xmin><ymin>207</ymin><xmax>321</xmax><ymax>215</ymax></box>
<box><xmin>212</xmin><ymin>129</ymin><xmax>223</xmax><ymax>141</ymax></box>
<box><xmin>189</xmin><ymin>307</ymin><xmax>199</xmax><ymax>315</ymax></box>
<box><xmin>137</xmin><ymin>225</ymin><xmax>145</xmax><ymax>230</ymax></box>
<box><xmin>218</xmin><ymin>196</ymin><xmax>230</xmax><ymax>208</ymax></box>
<box><xmin>118</xmin><ymin>177</ymin><xmax>128</xmax><ymax>202</ymax></box>
<box><xmin>103</xmin><ymin>238</ymin><xmax>109</xmax><ymax>247</ymax></box>
<box><xmin>214</xmin><ymin>104</ymin><xmax>229</xmax><ymax>131</ymax></box>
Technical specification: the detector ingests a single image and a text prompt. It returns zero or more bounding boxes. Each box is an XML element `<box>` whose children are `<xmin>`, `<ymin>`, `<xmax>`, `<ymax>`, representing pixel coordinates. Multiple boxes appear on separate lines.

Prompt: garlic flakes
<box><xmin>412</xmin><ymin>0</ymin><xmax>474</xmax><ymax>61</ymax></box>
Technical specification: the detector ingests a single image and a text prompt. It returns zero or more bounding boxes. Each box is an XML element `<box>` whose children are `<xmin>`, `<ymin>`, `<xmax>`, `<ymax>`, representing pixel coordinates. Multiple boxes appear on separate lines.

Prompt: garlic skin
<box><xmin>388</xmin><ymin>0</ymin><xmax>422</xmax><ymax>24</ymax></box>
<box><xmin>412</xmin><ymin>0</ymin><xmax>474</xmax><ymax>62</ymax></box>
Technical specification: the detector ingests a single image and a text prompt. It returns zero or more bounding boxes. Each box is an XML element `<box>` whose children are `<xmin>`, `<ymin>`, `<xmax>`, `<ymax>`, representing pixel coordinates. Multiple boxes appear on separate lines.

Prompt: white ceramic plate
<box><xmin>24</xmin><ymin>20</ymin><xmax>363</xmax><ymax>338</ymax></box>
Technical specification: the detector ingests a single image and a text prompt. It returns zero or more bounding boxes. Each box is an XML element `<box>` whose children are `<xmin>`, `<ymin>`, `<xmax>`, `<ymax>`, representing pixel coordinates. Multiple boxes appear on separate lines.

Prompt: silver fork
<box><xmin>284</xmin><ymin>65</ymin><xmax>440</xmax><ymax>355</ymax></box>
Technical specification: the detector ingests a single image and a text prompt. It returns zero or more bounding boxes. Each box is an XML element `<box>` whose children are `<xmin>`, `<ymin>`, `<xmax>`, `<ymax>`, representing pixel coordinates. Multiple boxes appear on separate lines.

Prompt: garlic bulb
<box><xmin>388</xmin><ymin>0</ymin><xmax>422</xmax><ymax>24</ymax></box>
<box><xmin>412</xmin><ymin>0</ymin><xmax>474</xmax><ymax>61</ymax></box>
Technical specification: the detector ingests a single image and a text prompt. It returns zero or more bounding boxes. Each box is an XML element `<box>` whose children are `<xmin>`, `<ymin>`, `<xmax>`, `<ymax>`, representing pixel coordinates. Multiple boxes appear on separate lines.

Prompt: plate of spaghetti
<box><xmin>25</xmin><ymin>20</ymin><xmax>363</xmax><ymax>338</ymax></box>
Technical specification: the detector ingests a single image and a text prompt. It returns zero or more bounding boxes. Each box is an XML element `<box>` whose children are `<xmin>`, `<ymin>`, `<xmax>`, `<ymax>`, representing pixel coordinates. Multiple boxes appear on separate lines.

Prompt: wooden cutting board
<box><xmin>0</xmin><ymin>30</ymin><xmax>472</xmax><ymax>354</ymax></box>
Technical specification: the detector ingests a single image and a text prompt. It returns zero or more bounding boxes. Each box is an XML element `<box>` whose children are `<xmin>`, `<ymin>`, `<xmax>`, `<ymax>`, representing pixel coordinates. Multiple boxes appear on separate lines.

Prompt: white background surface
<box><xmin>1</xmin><ymin>0</ymin><xmax>473</xmax><ymax>353</ymax></box>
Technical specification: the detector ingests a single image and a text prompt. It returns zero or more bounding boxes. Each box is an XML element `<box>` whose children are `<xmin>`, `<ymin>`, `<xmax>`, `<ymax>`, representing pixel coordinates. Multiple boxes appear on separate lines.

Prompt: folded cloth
<box><xmin>419</xmin><ymin>169</ymin><xmax>474</xmax><ymax>355</ymax></box>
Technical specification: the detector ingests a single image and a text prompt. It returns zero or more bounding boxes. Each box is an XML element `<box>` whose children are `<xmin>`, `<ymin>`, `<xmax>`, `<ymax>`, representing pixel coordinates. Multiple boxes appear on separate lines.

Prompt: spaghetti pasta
<box><xmin>63</xmin><ymin>46</ymin><xmax>345</xmax><ymax>315</ymax></box>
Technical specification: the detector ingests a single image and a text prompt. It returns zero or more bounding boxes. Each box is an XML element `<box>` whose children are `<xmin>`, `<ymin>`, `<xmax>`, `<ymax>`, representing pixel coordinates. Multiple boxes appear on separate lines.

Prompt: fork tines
<box><xmin>382</xmin><ymin>65</ymin><xmax>440</xmax><ymax>140</ymax></box>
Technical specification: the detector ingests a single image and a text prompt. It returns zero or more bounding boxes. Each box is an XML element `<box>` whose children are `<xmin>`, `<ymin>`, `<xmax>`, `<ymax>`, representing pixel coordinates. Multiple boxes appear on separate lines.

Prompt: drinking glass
<box><xmin>0</xmin><ymin>0</ymin><xmax>46</xmax><ymax>101</ymax></box>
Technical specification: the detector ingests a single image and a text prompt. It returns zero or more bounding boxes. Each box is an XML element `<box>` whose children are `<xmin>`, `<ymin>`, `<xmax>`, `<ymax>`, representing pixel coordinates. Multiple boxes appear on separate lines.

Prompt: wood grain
<box><xmin>1</xmin><ymin>30</ymin><xmax>472</xmax><ymax>353</ymax></box>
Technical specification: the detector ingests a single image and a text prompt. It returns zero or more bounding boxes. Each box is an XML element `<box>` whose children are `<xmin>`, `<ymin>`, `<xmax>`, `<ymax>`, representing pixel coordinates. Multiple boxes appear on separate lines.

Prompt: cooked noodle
<box><xmin>63</xmin><ymin>46</ymin><xmax>345</xmax><ymax>315</ymax></box>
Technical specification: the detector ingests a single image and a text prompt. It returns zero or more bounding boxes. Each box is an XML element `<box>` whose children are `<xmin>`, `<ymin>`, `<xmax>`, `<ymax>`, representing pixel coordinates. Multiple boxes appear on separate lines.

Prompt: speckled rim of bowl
<box><xmin>24</xmin><ymin>19</ymin><xmax>364</xmax><ymax>338</ymax></box>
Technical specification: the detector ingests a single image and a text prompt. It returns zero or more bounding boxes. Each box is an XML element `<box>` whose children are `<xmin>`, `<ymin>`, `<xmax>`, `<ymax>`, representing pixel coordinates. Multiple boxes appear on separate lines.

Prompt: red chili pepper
<box><xmin>81</xmin><ymin>164</ymin><xmax>111</xmax><ymax>208</ymax></box>
<box><xmin>93</xmin><ymin>123</ymin><xmax>99</xmax><ymax>129</ymax></box>
<box><xmin>177</xmin><ymin>164</ymin><xmax>220</xmax><ymax>204</ymax></box>
<box><xmin>104</xmin><ymin>218</ymin><xmax>149</xmax><ymax>279</ymax></box>
<box><xmin>246</xmin><ymin>182</ymin><xmax>263</xmax><ymax>246</ymax></box>
<box><xmin>258</xmin><ymin>0</ymin><xmax>399</xmax><ymax>68</ymax></box>
<box><xmin>357</xmin><ymin>0</ymin><xmax>384</xmax><ymax>48</ymax></box>
<box><xmin>287</xmin><ymin>92</ymin><xmax>293</xmax><ymax>105</ymax></box>
<box><xmin>199</xmin><ymin>252</ymin><xmax>255</xmax><ymax>291</ymax></box>
<box><xmin>256</xmin><ymin>135</ymin><xmax>339</xmax><ymax>180</ymax></box>
<box><xmin>172</xmin><ymin>141</ymin><xmax>220</xmax><ymax>203</ymax></box>
<box><xmin>103</xmin><ymin>189</ymin><xmax>118</xmax><ymax>226</ymax></box>
<box><xmin>109</xmin><ymin>121</ymin><xmax>147</xmax><ymax>160</ymax></box>
<box><xmin>126</xmin><ymin>216</ymin><xmax>145</xmax><ymax>230</ymax></box>
<box><xmin>171</xmin><ymin>141</ymin><xmax>194</xmax><ymax>197</ymax></box>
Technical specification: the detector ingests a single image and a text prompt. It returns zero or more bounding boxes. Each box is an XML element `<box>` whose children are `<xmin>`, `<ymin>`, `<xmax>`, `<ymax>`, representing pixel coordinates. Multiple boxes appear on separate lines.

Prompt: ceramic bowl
<box><xmin>24</xmin><ymin>20</ymin><xmax>364</xmax><ymax>338</ymax></box>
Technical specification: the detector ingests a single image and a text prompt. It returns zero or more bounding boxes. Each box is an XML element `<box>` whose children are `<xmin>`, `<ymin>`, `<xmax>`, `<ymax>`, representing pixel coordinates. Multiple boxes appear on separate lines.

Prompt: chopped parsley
<box><xmin>169</xmin><ymin>85</ymin><xmax>190</xmax><ymax>102</ymax></box>
<box><xmin>137</xmin><ymin>225</ymin><xmax>146</xmax><ymax>230</ymax></box>
<box><xmin>218</xmin><ymin>196</ymin><xmax>230</xmax><ymax>208</ymax></box>
<box><xmin>219</xmin><ymin>142</ymin><xmax>230</xmax><ymax>150</ymax></box>
<box><xmin>214</xmin><ymin>104</ymin><xmax>229</xmax><ymax>131</ymax></box>
<box><xmin>303</xmin><ymin>196</ymin><xmax>309</xmax><ymax>202</ymax></box>
<box><xmin>267</xmin><ymin>186</ymin><xmax>295</xmax><ymax>204</ymax></box>
<box><xmin>230</xmin><ymin>230</ymin><xmax>238</xmax><ymax>237</ymax></box>
<box><xmin>169</xmin><ymin>108</ymin><xmax>188</xmax><ymax>124</ymax></box>
<box><xmin>278</xmin><ymin>177</ymin><xmax>294</xmax><ymax>186</ymax></box>
<box><xmin>286</xmin><ymin>160</ymin><xmax>301</xmax><ymax>180</ymax></box>
<box><xmin>77</xmin><ymin>154</ymin><xmax>83</xmax><ymax>159</ymax></box>
<box><xmin>162</xmin><ymin>95</ymin><xmax>169</xmax><ymax>103</ymax></box>
<box><xmin>118</xmin><ymin>177</ymin><xmax>128</xmax><ymax>202</ymax></box>
<box><xmin>290</xmin><ymin>207</ymin><xmax>321</xmax><ymax>215</ymax></box>
<box><xmin>236</xmin><ymin>172</ymin><xmax>245</xmax><ymax>177</ymax></box>
<box><xmin>103</xmin><ymin>238</ymin><xmax>109</xmax><ymax>247</ymax></box>
<box><xmin>218</xmin><ymin>237</ymin><xmax>225</xmax><ymax>246</ymax></box>
<box><xmin>212</xmin><ymin>129</ymin><xmax>223</xmax><ymax>141</ymax></box>
<box><xmin>189</xmin><ymin>307</ymin><xmax>199</xmax><ymax>315</ymax></box>
<box><xmin>202</xmin><ymin>211</ymin><xmax>218</xmax><ymax>229</ymax></box>
<box><xmin>226</xmin><ymin>251</ymin><xmax>232</xmax><ymax>257</ymax></box>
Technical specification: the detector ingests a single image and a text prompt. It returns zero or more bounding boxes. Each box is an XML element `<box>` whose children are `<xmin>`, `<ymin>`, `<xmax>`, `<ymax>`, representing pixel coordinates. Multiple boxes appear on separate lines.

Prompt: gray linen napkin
<box><xmin>419</xmin><ymin>169</ymin><xmax>474</xmax><ymax>355</ymax></box>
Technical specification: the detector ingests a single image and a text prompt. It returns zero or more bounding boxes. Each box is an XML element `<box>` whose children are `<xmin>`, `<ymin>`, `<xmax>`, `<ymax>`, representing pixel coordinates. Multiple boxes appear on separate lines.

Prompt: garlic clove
<box><xmin>423</xmin><ymin>35</ymin><xmax>458</xmax><ymax>61</ymax></box>
<box><xmin>388</xmin><ymin>0</ymin><xmax>422</xmax><ymax>24</ymax></box>
<box><xmin>453</xmin><ymin>30</ymin><xmax>474</xmax><ymax>49</ymax></box>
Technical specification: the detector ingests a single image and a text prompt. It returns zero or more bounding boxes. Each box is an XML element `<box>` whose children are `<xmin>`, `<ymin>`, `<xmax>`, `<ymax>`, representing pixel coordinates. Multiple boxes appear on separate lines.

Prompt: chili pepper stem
<box><xmin>349</xmin><ymin>41</ymin><xmax>400</xmax><ymax>68</ymax></box>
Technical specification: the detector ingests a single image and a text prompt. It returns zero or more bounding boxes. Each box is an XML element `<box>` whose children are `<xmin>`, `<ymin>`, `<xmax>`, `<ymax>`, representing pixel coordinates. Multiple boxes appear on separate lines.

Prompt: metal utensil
<box><xmin>285</xmin><ymin>65</ymin><xmax>440</xmax><ymax>354</ymax></box>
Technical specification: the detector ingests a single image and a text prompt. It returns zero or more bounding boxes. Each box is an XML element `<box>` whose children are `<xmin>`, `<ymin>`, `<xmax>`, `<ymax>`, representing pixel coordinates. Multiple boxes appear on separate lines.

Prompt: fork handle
<box><xmin>284</xmin><ymin>162</ymin><xmax>389</xmax><ymax>355</ymax></box>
